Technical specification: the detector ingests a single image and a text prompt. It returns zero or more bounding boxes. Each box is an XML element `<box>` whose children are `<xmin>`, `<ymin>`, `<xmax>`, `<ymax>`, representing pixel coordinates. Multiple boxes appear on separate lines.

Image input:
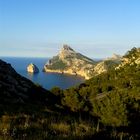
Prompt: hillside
<box><xmin>0</xmin><ymin>59</ymin><xmax>53</xmax><ymax>106</ymax></box>
<box><xmin>43</xmin><ymin>45</ymin><xmax>121</xmax><ymax>79</ymax></box>
<box><xmin>0</xmin><ymin>59</ymin><xmax>68</xmax><ymax>139</ymax></box>
<box><xmin>116</xmin><ymin>47</ymin><xmax>140</xmax><ymax>69</ymax></box>
<box><xmin>0</xmin><ymin>47</ymin><xmax>140</xmax><ymax>139</ymax></box>
<box><xmin>0</xmin><ymin>59</ymin><xmax>108</xmax><ymax>140</ymax></box>
<box><xmin>57</xmin><ymin>47</ymin><xmax>140</xmax><ymax>139</ymax></box>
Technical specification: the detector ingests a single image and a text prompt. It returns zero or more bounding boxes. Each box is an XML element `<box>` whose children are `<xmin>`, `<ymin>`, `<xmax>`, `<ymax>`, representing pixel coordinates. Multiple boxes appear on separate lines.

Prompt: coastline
<box><xmin>43</xmin><ymin>68</ymin><xmax>90</xmax><ymax>80</ymax></box>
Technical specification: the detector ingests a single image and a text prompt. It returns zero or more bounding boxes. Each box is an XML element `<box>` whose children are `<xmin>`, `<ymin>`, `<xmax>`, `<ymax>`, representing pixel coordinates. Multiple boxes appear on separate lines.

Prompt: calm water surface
<box><xmin>1</xmin><ymin>57</ymin><xmax>85</xmax><ymax>90</ymax></box>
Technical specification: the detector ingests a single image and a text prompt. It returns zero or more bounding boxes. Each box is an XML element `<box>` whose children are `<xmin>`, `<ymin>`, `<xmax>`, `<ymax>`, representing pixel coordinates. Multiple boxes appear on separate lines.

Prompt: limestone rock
<box><xmin>27</xmin><ymin>63</ymin><xmax>39</xmax><ymax>73</ymax></box>
<box><xmin>43</xmin><ymin>44</ymin><xmax>95</xmax><ymax>79</ymax></box>
<box><xmin>106</xmin><ymin>53</ymin><xmax>122</xmax><ymax>61</ymax></box>
<box><xmin>116</xmin><ymin>47</ymin><xmax>140</xmax><ymax>69</ymax></box>
<box><xmin>43</xmin><ymin>44</ymin><xmax>123</xmax><ymax>79</ymax></box>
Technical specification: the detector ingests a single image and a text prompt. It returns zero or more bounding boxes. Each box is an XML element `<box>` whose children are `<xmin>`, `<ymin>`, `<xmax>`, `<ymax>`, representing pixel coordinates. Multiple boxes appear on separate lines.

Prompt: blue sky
<box><xmin>0</xmin><ymin>0</ymin><xmax>140</xmax><ymax>58</ymax></box>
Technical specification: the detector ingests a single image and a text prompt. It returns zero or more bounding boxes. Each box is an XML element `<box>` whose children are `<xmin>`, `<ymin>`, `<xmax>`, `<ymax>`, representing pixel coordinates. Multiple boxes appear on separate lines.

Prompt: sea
<box><xmin>0</xmin><ymin>57</ymin><xmax>85</xmax><ymax>90</ymax></box>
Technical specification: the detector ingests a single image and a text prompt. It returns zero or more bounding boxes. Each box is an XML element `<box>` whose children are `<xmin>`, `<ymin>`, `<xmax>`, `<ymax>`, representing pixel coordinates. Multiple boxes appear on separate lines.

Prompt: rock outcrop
<box><xmin>27</xmin><ymin>63</ymin><xmax>39</xmax><ymax>73</ymax></box>
<box><xmin>116</xmin><ymin>47</ymin><xmax>140</xmax><ymax>69</ymax></box>
<box><xmin>92</xmin><ymin>54</ymin><xmax>122</xmax><ymax>75</ymax></box>
<box><xmin>93</xmin><ymin>59</ymin><xmax>121</xmax><ymax>75</ymax></box>
<box><xmin>106</xmin><ymin>53</ymin><xmax>122</xmax><ymax>61</ymax></box>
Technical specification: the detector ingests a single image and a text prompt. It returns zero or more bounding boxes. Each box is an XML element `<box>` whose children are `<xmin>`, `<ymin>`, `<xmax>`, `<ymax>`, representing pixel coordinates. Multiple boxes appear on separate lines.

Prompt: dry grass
<box><xmin>50</xmin><ymin>122</ymin><xmax>70</xmax><ymax>135</ymax></box>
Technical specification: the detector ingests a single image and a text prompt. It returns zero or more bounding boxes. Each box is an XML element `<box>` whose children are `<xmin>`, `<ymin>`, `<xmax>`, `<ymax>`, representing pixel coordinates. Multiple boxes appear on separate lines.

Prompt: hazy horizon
<box><xmin>0</xmin><ymin>0</ymin><xmax>140</xmax><ymax>58</ymax></box>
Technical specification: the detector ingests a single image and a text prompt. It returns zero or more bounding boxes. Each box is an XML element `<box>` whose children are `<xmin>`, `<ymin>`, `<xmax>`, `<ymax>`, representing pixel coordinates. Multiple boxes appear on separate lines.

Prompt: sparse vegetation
<box><xmin>47</xmin><ymin>59</ymin><xmax>67</xmax><ymax>70</ymax></box>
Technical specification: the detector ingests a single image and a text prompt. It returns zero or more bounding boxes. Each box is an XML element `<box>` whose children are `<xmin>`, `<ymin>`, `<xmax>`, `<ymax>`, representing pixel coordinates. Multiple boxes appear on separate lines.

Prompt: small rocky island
<box><xmin>27</xmin><ymin>63</ymin><xmax>39</xmax><ymax>73</ymax></box>
<box><xmin>43</xmin><ymin>44</ymin><xmax>122</xmax><ymax>79</ymax></box>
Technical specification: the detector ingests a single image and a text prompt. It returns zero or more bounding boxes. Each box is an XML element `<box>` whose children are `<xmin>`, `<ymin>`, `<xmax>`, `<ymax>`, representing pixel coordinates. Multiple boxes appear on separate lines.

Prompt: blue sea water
<box><xmin>0</xmin><ymin>57</ymin><xmax>85</xmax><ymax>90</ymax></box>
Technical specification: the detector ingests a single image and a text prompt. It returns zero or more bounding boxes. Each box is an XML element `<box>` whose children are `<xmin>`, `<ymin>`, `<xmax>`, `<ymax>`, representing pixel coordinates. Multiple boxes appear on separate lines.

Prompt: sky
<box><xmin>0</xmin><ymin>0</ymin><xmax>140</xmax><ymax>58</ymax></box>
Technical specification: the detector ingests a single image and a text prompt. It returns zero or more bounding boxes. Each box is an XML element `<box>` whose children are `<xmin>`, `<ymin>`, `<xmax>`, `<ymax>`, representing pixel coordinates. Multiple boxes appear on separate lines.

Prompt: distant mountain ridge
<box><xmin>43</xmin><ymin>44</ymin><xmax>122</xmax><ymax>79</ymax></box>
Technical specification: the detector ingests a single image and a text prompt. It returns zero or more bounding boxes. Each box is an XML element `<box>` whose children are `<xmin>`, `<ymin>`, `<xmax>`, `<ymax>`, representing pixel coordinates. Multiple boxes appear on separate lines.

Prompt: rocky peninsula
<box><xmin>43</xmin><ymin>45</ymin><xmax>122</xmax><ymax>79</ymax></box>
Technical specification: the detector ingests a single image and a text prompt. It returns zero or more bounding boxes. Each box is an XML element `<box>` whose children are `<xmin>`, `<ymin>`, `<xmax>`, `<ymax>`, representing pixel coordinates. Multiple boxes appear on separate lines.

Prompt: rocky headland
<box><xmin>43</xmin><ymin>45</ymin><xmax>122</xmax><ymax>79</ymax></box>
